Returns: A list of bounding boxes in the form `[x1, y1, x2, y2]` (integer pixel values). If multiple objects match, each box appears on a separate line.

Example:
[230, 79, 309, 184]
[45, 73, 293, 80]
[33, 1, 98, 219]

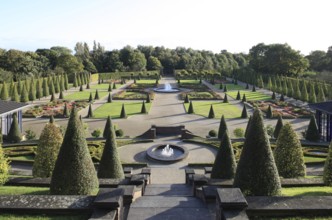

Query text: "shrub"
[98, 117, 124, 178]
[50, 93, 55, 102]
[323, 141, 332, 185]
[242, 94, 247, 102]
[274, 115, 284, 139]
[33, 122, 63, 178]
[233, 128, 244, 138]
[79, 85, 83, 91]
[103, 116, 112, 138]
[108, 83, 112, 92]
[0, 144, 9, 185]
[208, 105, 215, 118]
[115, 129, 124, 137]
[113, 83, 116, 89]
[236, 91, 241, 100]
[25, 129, 36, 140]
[208, 130, 217, 137]
[305, 115, 320, 141]
[146, 94, 151, 103]
[20, 85, 29, 103]
[279, 93, 285, 102]
[184, 94, 189, 103]
[7, 113, 22, 143]
[245, 83, 249, 89]
[63, 103, 69, 118]
[266, 105, 273, 118]
[223, 94, 228, 103]
[120, 104, 127, 118]
[187, 101, 194, 114]
[107, 92, 112, 103]
[223, 85, 228, 92]
[241, 104, 248, 118]
[58, 91, 64, 99]
[94, 89, 100, 100]
[274, 123, 305, 178]
[244, 116, 252, 138]
[266, 125, 274, 138]
[217, 115, 228, 139]
[91, 129, 102, 138]
[252, 85, 256, 92]
[233, 109, 281, 196]
[86, 104, 93, 118]
[88, 92, 93, 102]
[271, 91, 276, 100]
[211, 131, 236, 179]
[141, 101, 147, 114]
[50, 107, 98, 195]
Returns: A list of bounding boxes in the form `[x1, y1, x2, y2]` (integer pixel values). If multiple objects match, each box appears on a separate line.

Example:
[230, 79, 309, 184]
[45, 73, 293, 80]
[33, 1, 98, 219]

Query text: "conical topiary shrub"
[107, 93, 112, 103]
[223, 85, 228, 92]
[208, 105, 215, 118]
[184, 94, 189, 103]
[271, 91, 276, 100]
[33, 120, 63, 178]
[120, 104, 127, 118]
[233, 109, 281, 196]
[217, 115, 228, 139]
[244, 116, 252, 138]
[245, 83, 249, 89]
[252, 85, 256, 92]
[305, 115, 320, 141]
[88, 92, 93, 102]
[11, 85, 19, 102]
[273, 115, 283, 139]
[323, 141, 332, 186]
[146, 94, 151, 103]
[98, 117, 124, 178]
[188, 101, 194, 114]
[279, 93, 285, 102]
[50, 93, 55, 102]
[108, 83, 112, 92]
[86, 104, 93, 118]
[20, 85, 29, 103]
[242, 94, 247, 102]
[49, 115, 55, 124]
[219, 83, 223, 90]
[266, 105, 273, 118]
[86, 83, 90, 89]
[211, 131, 237, 179]
[0, 82, 9, 100]
[63, 103, 69, 118]
[50, 107, 98, 195]
[241, 104, 248, 118]
[103, 116, 111, 138]
[274, 122, 305, 178]
[79, 85, 83, 92]
[141, 101, 147, 113]
[7, 113, 22, 143]
[113, 83, 116, 89]
[59, 90, 64, 99]
[223, 94, 228, 103]
[236, 91, 241, 100]
[94, 90, 99, 100]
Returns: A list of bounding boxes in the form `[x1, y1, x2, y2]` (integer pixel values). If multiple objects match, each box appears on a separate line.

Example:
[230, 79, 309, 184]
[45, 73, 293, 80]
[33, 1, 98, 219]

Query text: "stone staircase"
[127, 184, 214, 220]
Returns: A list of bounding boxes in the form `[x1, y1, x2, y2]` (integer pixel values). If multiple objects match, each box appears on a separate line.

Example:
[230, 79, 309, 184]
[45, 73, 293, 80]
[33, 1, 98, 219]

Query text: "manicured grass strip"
[65, 91, 108, 100]
[180, 80, 200, 84]
[0, 186, 49, 195]
[184, 101, 242, 119]
[304, 156, 325, 163]
[90, 83, 121, 90]
[136, 80, 157, 84]
[227, 90, 271, 101]
[93, 102, 151, 118]
[282, 186, 332, 196]
[0, 214, 89, 220]
[214, 84, 244, 91]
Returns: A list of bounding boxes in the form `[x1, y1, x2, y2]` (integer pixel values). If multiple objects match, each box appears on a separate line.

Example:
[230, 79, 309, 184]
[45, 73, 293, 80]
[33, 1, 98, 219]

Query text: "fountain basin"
[153, 83, 180, 93]
[146, 144, 188, 163]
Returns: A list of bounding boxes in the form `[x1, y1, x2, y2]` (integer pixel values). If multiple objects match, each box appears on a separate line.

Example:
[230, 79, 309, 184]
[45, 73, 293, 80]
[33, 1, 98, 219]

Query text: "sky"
[0, 0, 331, 55]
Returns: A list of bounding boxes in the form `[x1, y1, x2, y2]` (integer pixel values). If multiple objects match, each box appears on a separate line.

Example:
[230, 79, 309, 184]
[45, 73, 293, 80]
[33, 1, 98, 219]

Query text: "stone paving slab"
[144, 184, 192, 196]
[130, 196, 207, 208]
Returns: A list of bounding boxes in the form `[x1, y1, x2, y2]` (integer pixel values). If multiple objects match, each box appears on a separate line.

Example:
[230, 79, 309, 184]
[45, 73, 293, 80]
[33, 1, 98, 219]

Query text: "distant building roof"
[309, 101, 332, 114]
[0, 100, 29, 116]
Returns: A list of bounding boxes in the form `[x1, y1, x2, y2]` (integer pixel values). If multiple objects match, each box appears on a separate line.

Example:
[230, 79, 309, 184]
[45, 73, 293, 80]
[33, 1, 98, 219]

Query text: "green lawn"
[227, 90, 271, 101]
[90, 83, 121, 90]
[304, 156, 325, 163]
[0, 186, 49, 195]
[184, 101, 242, 118]
[282, 186, 332, 196]
[0, 214, 89, 220]
[179, 79, 200, 84]
[93, 102, 151, 118]
[136, 79, 157, 84]
[214, 83, 244, 91]
[65, 91, 109, 100]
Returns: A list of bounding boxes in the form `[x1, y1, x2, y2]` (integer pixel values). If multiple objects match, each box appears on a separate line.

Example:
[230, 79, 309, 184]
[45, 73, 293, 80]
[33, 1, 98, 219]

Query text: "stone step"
[127, 196, 213, 220]
[144, 184, 192, 196]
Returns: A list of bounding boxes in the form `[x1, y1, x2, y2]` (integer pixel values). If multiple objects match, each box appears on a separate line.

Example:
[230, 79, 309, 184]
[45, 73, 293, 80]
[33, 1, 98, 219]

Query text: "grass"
[90, 83, 121, 90]
[214, 83, 244, 91]
[304, 156, 325, 163]
[184, 101, 242, 118]
[0, 186, 50, 195]
[136, 79, 157, 84]
[282, 186, 332, 196]
[0, 214, 90, 220]
[93, 102, 151, 118]
[64, 91, 109, 100]
[227, 90, 271, 101]
[113, 91, 148, 99]
[179, 79, 200, 84]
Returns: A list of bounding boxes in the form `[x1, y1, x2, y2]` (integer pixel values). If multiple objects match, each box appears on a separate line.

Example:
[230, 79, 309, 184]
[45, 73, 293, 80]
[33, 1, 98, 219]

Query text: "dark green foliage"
[79, 84, 83, 92]
[279, 93, 285, 102]
[107, 93, 112, 103]
[141, 101, 147, 113]
[236, 91, 241, 100]
[86, 104, 93, 118]
[20, 85, 29, 103]
[241, 104, 248, 118]
[208, 130, 217, 137]
[242, 94, 247, 102]
[208, 105, 215, 118]
[50, 93, 55, 102]
[0, 82, 8, 100]
[112, 83, 116, 89]
[33, 122, 63, 178]
[223, 93, 228, 103]
[301, 82, 309, 102]
[54, 78, 60, 93]
[28, 83, 36, 102]
[219, 83, 223, 90]
[184, 94, 189, 103]
[199, 79, 202, 84]
[120, 104, 127, 118]
[108, 83, 112, 92]
[103, 116, 111, 138]
[211, 131, 237, 179]
[245, 83, 249, 89]
[86, 83, 90, 89]
[50, 107, 98, 195]
[323, 141, 332, 186]
[266, 105, 273, 118]
[36, 79, 42, 100]
[48, 79, 55, 95]
[58, 91, 64, 99]
[60, 75, 65, 92]
[252, 85, 256, 92]
[234, 109, 281, 196]
[274, 123, 305, 178]
[305, 115, 320, 141]
[156, 79, 159, 84]
[217, 115, 228, 139]
[273, 115, 283, 139]
[317, 86, 326, 102]
[188, 101, 194, 114]
[94, 90, 99, 100]
[11, 85, 19, 102]
[223, 85, 228, 92]
[0, 143, 9, 185]
[88, 92, 93, 102]
[42, 78, 49, 97]
[146, 94, 151, 103]
[309, 83, 317, 103]
[50, 115, 54, 123]
[115, 129, 124, 137]
[271, 91, 276, 100]
[73, 74, 78, 87]
[7, 113, 22, 143]
[63, 104, 69, 117]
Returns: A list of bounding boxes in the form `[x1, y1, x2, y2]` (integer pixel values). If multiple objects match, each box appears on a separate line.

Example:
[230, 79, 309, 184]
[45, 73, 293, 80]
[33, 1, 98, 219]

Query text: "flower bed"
[113, 90, 155, 100]
[180, 91, 222, 100]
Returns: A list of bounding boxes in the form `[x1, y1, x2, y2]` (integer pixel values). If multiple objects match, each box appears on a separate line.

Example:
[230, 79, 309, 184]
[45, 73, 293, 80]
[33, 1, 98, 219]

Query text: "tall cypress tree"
[274, 115, 284, 139]
[11, 85, 19, 102]
[208, 105, 215, 118]
[54, 77, 60, 93]
[305, 115, 320, 141]
[48, 78, 55, 95]
[0, 82, 9, 100]
[241, 104, 248, 118]
[36, 79, 42, 100]
[120, 104, 127, 118]
[73, 74, 78, 87]
[42, 78, 49, 97]
[217, 115, 228, 139]
[323, 141, 332, 186]
[301, 82, 309, 102]
[7, 113, 22, 143]
[98, 117, 124, 178]
[234, 109, 281, 196]
[211, 131, 237, 179]
[274, 123, 305, 178]
[50, 107, 98, 195]
[64, 74, 69, 90]
[20, 85, 29, 103]
[309, 83, 317, 103]
[60, 75, 65, 92]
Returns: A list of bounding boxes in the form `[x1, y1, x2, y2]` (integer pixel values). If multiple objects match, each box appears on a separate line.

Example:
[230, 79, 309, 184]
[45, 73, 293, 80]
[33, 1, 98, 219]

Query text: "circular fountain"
[146, 144, 188, 163]
[154, 83, 180, 93]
